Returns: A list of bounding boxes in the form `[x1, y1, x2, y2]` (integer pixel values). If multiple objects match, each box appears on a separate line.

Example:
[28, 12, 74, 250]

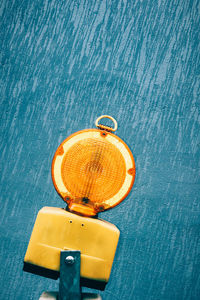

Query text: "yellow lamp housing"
[23, 207, 120, 289]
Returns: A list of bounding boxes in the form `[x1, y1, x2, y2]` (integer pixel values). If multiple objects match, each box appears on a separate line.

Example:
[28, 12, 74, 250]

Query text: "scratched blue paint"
[0, 0, 199, 299]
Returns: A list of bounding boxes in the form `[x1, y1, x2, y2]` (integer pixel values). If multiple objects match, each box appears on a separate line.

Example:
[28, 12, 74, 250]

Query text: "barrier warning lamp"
[23, 115, 136, 300]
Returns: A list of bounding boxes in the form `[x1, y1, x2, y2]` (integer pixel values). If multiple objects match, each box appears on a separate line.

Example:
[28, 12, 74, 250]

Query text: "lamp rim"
[51, 128, 136, 214]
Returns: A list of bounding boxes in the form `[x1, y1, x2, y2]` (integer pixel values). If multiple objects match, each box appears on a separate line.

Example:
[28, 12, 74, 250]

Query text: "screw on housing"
[65, 256, 75, 265]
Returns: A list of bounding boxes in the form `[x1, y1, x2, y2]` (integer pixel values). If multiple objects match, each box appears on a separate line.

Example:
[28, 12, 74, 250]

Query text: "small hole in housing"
[69, 220, 72, 223]
[81, 224, 84, 226]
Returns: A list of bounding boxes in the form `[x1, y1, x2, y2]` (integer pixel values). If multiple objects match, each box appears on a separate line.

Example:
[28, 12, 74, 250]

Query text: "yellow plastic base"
[24, 207, 120, 283]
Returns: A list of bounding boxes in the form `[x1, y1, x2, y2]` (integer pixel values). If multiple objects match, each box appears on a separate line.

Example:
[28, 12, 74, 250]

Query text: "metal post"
[59, 250, 81, 300]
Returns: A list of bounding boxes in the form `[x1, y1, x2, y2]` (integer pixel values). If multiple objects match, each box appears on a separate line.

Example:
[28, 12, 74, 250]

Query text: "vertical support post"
[59, 250, 81, 300]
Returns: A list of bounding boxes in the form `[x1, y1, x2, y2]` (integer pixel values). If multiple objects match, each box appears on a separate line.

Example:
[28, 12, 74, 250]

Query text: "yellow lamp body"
[24, 207, 120, 287]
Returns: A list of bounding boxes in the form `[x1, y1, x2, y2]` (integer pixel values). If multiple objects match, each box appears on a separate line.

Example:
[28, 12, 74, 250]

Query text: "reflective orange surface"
[52, 129, 135, 216]
[61, 138, 126, 202]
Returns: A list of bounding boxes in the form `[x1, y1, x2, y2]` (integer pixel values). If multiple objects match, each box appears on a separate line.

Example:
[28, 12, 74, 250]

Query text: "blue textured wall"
[0, 0, 199, 299]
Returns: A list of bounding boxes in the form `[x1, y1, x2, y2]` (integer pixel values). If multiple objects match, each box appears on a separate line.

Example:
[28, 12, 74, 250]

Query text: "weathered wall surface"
[0, 0, 199, 299]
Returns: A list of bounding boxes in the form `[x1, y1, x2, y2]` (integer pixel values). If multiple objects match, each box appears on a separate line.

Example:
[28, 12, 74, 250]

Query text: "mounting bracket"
[39, 250, 102, 300]
[59, 250, 81, 300]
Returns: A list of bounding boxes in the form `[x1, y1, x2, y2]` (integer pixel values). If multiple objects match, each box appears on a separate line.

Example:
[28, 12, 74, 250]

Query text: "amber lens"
[52, 129, 135, 216]
[61, 138, 126, 203]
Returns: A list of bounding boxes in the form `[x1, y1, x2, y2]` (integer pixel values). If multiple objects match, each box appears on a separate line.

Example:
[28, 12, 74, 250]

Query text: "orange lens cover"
[52, 129, 135, 216]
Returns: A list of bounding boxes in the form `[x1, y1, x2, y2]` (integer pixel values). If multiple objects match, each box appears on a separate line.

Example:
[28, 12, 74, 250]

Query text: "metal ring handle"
[95, 115, 118, 132]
